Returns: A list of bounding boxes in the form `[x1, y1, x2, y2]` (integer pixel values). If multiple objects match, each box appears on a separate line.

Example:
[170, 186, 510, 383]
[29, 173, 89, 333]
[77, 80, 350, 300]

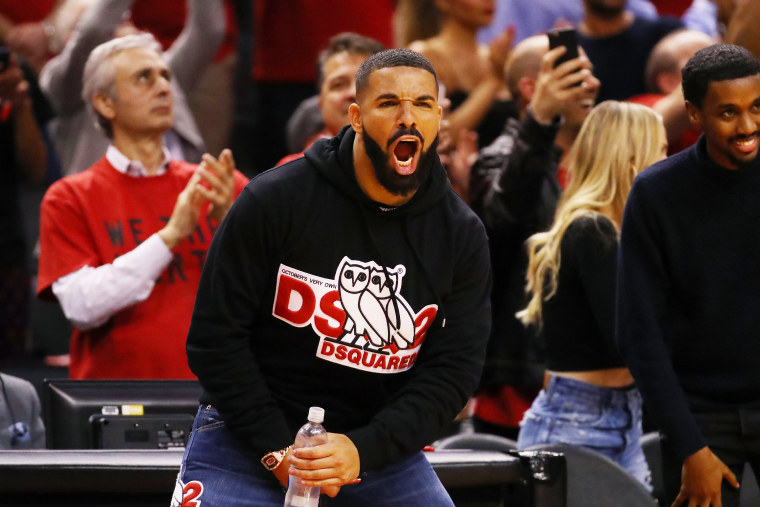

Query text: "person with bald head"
[469, 34, 599, 439]
[630, 28, 715, 154]
[644, 28, 715, 97]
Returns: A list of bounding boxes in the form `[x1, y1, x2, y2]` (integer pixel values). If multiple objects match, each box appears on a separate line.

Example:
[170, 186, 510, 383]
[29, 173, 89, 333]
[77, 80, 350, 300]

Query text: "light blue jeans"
[172, 405, 454, 506]
[517, 374, 652, 490]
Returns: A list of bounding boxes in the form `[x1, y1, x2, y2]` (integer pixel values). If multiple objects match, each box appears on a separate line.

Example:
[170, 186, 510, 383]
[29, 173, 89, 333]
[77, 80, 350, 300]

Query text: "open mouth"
[733, 135, 759, 154]
[730, 133, 760, 155]
[391, 136, 421, 176]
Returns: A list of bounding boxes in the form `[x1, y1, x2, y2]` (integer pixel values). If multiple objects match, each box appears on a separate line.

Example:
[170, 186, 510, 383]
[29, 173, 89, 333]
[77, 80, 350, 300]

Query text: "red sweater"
[37, 158, 248, 379]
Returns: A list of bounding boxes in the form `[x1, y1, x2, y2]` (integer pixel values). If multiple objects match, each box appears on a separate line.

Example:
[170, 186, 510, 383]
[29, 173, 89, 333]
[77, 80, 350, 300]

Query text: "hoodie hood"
[304, 125, 451, 217]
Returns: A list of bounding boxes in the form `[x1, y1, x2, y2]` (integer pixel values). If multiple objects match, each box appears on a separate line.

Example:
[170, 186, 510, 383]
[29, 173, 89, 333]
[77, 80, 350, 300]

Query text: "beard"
[362, 125, 439, 197]
[585, 0, 626, 18]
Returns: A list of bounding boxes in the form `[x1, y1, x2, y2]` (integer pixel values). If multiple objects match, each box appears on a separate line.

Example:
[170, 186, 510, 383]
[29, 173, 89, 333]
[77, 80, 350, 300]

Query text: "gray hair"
[82, 32, 163, 137]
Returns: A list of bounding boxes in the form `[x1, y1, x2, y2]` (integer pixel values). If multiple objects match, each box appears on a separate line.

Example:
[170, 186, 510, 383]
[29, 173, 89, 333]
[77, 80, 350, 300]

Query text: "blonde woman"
[515, 101, 667, 489]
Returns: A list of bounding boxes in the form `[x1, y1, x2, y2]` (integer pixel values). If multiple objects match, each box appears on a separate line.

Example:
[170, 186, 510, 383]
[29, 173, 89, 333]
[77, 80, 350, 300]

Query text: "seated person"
[36, 33, 248, 379]
[0, 372, 45, 449]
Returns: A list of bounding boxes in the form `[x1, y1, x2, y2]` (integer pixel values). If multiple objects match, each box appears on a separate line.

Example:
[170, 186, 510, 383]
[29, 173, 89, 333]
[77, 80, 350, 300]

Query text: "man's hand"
[287, 433, 361, 497]
[529, 46, 599, 124]
[6, 22, 50, 73]
[447, 129, 478, 201]
[272, 448, 294, 488]
[196, 149, 236, 223]
[671, 446, 739, 507]
[0, 54, 31, 111]
[158, 171, 204, 249]
[488, 26, 516, 79]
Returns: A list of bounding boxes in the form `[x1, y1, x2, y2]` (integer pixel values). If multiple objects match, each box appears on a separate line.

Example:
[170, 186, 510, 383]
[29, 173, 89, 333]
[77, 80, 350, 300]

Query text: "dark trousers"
[662, 408, 760, 507]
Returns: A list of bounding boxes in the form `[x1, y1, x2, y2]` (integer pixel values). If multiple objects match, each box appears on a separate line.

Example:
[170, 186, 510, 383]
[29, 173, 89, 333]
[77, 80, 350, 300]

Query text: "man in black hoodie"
[172, 49, 492, 506]
[617, 43, 760, 507]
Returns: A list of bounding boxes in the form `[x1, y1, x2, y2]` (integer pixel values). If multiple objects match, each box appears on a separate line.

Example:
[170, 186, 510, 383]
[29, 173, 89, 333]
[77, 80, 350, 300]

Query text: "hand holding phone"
[547, 28, 579, 67]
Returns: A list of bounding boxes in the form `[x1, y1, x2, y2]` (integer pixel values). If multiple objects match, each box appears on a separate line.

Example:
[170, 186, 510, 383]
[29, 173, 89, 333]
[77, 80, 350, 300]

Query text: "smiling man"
[617, 43, 760, 507]
[174, 49, 492, 506]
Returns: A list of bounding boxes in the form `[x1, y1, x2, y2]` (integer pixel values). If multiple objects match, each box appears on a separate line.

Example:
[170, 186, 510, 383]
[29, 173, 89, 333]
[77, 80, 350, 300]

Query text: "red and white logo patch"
[272, 257, 437, 373]
[170, 476, 204, 507]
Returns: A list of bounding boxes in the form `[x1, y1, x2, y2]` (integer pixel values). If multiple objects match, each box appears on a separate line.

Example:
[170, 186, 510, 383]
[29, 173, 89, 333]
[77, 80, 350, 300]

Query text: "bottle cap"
[307, 406, 325, 424]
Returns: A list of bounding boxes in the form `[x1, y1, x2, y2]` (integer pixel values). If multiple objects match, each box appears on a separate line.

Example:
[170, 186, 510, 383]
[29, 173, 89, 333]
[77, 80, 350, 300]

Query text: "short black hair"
[316, 32, 385, 89]
[355, 48, 439, 101]
[682, 43, 760, 108]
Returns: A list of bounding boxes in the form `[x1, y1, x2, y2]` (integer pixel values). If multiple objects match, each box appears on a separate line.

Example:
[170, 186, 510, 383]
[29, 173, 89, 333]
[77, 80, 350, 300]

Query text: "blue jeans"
[172, 405, 454, 506]
[517, 374, 652, 490]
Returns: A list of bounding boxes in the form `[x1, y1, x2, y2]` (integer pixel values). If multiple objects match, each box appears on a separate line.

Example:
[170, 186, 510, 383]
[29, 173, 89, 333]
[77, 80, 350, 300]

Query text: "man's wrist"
[157, 227, 180, 250]
[261, 445, 292, 471]
[526, 104, 560, 126]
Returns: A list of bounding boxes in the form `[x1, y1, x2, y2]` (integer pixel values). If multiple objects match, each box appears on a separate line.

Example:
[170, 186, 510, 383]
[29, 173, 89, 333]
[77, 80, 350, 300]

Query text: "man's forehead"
[112, 47, 166, 70]
[324, 52, 366, 79]
[366, 66, 438, 96]
[327, 51, 367, 69]
[704, 75, 760, 105]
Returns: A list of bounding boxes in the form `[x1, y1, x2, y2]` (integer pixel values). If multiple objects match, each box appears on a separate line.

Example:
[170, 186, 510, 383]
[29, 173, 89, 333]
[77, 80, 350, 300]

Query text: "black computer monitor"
[43, 379, 203, 450]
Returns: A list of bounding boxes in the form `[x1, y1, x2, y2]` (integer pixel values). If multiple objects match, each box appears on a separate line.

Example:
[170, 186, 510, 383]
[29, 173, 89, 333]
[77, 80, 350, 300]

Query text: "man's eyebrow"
[374, 93, 436, 101]
[132, 65, 170, 77]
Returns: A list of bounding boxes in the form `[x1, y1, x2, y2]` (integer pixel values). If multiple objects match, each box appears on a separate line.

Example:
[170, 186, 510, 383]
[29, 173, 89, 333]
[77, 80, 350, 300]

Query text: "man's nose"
[397, 101, 415, 128]
[346, 83, 356, 103]
[157, 84, 172, 101]
[739, 111, 758, 135]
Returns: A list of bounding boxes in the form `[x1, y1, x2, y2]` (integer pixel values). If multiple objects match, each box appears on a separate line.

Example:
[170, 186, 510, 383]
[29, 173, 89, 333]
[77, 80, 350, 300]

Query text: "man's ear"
[657, 72, 680, 96]
[518, 76, 536, 103]
[685, 100, 702, 128]
[92, 92, 116, 121]
[349, 103, 362, 134]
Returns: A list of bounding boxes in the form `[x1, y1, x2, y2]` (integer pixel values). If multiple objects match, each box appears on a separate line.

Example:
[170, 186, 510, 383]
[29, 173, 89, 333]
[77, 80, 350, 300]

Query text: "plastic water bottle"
[283, 407, 328, 507]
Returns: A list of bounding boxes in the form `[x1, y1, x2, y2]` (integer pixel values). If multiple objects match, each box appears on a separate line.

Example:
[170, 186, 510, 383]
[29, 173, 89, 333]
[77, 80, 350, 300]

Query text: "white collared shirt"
[51, 145, 176, 331]
[105, 144, 173, 177]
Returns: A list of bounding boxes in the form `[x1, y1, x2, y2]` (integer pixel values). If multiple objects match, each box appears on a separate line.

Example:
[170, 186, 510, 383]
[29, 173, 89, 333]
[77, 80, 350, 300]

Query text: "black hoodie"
[186, 126, 492, 472]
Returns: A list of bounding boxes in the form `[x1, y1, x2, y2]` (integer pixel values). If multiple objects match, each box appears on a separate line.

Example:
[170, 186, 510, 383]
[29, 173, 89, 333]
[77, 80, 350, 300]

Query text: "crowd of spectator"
[2, 0, 760, 505]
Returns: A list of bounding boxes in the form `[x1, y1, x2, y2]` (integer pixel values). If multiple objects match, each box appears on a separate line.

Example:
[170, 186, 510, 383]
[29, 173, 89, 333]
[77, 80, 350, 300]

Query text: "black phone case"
[548, 28, 579, 67]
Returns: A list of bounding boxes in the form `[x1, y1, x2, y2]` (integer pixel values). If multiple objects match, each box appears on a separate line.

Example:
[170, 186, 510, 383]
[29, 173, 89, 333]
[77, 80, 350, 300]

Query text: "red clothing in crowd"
[130, 0, 238, 62]
[629, 93, 701, 155]
[650, 0, 693, 17]
[252, 0, 394, 82]
[37, 158, 248, 379]
[0, 0, 55, 23]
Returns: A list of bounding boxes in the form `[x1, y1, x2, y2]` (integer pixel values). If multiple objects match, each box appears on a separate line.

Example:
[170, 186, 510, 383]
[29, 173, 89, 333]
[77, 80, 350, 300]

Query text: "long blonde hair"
[517, 101, 666, 328]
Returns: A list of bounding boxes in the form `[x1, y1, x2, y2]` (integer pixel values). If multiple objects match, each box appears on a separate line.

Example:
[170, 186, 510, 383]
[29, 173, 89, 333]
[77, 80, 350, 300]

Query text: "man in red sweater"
[36, 33, 247, 379]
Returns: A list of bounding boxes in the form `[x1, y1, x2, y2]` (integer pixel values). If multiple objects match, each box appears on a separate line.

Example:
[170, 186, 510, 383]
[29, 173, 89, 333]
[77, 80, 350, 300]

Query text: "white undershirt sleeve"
[51, 233, 174, 331]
